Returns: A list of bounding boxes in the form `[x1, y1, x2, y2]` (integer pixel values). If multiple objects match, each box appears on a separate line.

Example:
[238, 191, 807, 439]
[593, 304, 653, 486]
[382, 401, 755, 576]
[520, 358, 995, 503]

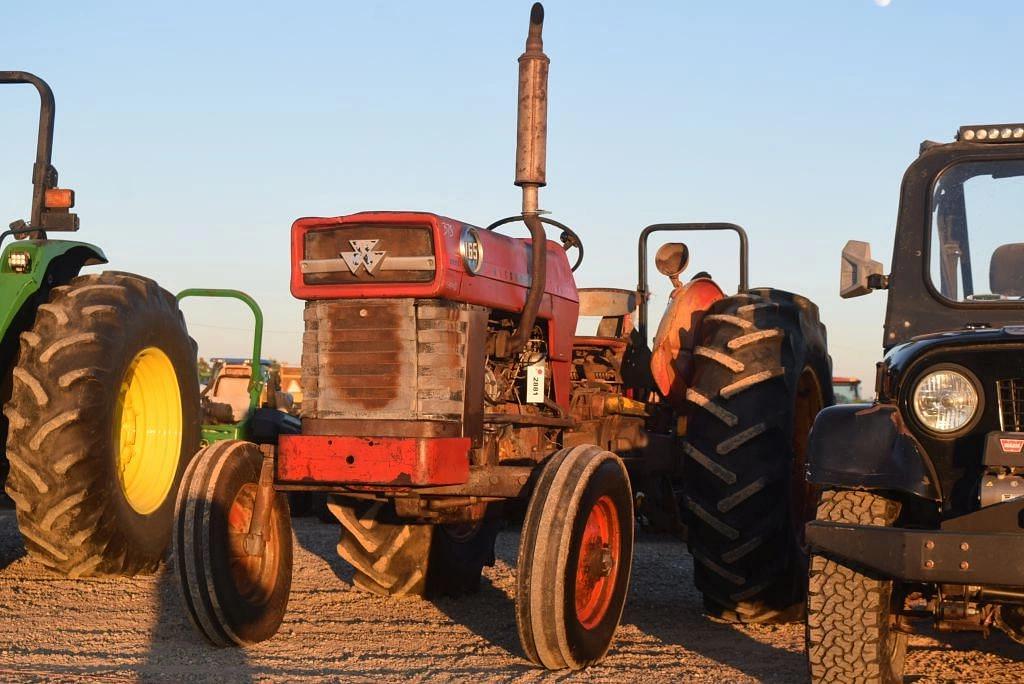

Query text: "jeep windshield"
[930, 159, 1024, 304]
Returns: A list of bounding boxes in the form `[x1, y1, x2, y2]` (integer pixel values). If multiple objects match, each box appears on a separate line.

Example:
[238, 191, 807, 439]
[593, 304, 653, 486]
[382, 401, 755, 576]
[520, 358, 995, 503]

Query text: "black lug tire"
[4, 271, 200, 577]
[331, 498, 433, 597]
[286, 492, 313, 517]
[331, 496, 497, 597]
[806, 490, 906, 684]
[427, 515, 500, 597]
[682, 288, 832, 623]
[516, 445, 634, 671]
[173, 440, 293, 646]
[313, 492, 337, 523]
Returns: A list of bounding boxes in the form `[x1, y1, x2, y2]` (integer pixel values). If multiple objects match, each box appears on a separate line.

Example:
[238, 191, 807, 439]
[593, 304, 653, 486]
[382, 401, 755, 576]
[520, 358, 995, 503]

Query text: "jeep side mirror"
[840, 240, 885, 298]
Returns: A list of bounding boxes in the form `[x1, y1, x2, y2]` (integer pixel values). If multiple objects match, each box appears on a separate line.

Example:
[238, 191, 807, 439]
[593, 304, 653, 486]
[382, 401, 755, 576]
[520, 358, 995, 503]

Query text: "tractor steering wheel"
[484, 215, 584, 272]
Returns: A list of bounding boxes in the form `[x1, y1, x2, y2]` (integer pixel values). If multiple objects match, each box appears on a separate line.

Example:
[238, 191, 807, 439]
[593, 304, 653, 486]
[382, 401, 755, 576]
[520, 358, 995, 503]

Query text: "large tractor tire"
[806, 490, 906, 684]
[4, 272, 200, 577]
[682, 288, 832, 623]
[331, 498, 498, 597]
[516, 445, 634, 671]
[174, 440, 293, 646]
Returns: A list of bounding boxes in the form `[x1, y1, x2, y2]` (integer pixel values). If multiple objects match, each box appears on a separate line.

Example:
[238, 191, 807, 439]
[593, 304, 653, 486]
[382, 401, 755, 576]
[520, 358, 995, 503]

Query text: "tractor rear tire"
[806, 490, 906, 684]
[331, 499, 433, 596]
[428, 516, 500, 597]
[516, 445, 634, 670]
[682, 288, 832, 623]
[331, 498, 498, 597]
[5, 271, 200, 577]
[174, 440, 293, 646]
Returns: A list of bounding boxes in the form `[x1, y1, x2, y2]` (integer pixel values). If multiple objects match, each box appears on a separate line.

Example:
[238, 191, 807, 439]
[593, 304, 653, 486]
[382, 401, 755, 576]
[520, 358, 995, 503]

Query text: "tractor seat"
[206, 371, 252, 422]
[578, 288, 637, 319]
[991, 243, 1024, 297]
[574, 288, 637, 351]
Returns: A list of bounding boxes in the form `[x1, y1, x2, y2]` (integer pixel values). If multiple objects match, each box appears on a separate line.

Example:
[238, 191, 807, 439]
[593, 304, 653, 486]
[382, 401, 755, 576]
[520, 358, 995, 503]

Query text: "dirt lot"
[0, 509, 1021, 682]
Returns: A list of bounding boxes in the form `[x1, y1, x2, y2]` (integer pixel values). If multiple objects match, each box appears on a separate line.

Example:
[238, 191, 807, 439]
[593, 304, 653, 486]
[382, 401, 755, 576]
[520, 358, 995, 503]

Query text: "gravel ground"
[0, 509, 1021, 682]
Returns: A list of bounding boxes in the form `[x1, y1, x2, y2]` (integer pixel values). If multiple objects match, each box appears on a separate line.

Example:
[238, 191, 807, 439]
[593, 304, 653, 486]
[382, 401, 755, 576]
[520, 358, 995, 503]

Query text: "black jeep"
[803, 124, 1024, 683]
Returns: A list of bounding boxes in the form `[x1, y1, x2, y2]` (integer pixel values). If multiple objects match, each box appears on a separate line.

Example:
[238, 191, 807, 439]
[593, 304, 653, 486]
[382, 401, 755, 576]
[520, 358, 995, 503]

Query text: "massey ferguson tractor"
[1, 72, 199, 577]
[174, 4, 832, 669]
[805, 126, 1024, 682]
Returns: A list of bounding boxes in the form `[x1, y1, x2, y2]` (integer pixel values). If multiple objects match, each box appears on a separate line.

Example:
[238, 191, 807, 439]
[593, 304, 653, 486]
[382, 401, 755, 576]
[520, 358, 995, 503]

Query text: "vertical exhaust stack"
[509, 2, 549, 354]
[515, 2, 549, 215]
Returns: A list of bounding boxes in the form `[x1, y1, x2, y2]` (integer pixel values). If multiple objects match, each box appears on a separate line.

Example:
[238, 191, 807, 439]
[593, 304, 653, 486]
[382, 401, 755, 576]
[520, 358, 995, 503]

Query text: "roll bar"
[177, 288, 265, 414]
[1, 71, 60, 232]
[636, 222, 750, 341]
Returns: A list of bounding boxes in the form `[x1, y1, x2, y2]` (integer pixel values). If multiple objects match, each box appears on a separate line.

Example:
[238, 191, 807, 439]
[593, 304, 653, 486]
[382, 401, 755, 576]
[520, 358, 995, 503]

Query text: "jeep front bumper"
[806, 518, 1024, 586]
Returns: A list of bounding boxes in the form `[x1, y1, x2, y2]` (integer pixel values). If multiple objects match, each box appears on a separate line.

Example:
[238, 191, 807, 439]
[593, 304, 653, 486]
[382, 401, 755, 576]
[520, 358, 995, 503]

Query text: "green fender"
[0, 239, 107, 337]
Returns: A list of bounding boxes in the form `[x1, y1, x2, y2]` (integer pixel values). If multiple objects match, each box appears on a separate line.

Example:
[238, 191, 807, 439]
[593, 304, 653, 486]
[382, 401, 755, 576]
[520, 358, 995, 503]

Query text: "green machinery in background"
[1, 71, 200, 577]
[177, 288, 300, 447]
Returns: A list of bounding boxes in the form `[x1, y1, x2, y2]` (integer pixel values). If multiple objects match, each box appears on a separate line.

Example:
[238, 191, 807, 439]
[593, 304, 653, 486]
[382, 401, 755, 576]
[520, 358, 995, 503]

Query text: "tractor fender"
[806, 403, 941, 502]
[0, 239, 107, 341]
[649, 277, 725, 406]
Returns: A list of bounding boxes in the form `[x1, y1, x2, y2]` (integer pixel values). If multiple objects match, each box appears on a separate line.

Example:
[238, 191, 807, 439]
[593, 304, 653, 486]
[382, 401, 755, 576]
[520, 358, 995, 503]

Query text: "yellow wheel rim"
[115, 347, 183, 515]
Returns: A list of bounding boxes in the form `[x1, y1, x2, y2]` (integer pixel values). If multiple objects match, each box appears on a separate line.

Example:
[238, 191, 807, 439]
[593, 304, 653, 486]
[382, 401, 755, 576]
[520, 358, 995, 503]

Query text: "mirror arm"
[868, 273, 890, 290]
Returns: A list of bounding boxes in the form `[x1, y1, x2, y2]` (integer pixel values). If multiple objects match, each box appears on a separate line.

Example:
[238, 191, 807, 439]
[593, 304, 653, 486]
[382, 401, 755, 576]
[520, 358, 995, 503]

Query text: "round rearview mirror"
[655, 242, 689, 278]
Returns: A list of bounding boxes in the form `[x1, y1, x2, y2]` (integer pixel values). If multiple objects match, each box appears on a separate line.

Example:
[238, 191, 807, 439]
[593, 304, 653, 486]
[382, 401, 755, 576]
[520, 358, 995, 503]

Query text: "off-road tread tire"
[516, 445, 634, 671]
[5, 271, 200, 577]
[682, 288, 832, 623]
[331, 498, 433, 597]
[806, 490, 906, 684]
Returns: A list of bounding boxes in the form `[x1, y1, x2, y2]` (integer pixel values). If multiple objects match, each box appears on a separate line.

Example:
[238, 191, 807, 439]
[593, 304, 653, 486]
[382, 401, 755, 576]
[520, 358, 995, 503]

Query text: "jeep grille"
[997, 378, 1024, 431]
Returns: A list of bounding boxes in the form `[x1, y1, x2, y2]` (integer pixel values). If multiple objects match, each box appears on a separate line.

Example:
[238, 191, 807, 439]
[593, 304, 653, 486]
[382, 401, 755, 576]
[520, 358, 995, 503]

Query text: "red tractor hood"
[290, 211, 578, 311]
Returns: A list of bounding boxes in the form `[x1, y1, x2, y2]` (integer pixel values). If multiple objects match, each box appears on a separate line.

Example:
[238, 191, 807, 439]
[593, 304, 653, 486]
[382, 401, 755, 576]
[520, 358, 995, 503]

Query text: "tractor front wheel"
[4, 272, 200, 576]
[173, 440, 293, 646]
[516, 445, 634, 670]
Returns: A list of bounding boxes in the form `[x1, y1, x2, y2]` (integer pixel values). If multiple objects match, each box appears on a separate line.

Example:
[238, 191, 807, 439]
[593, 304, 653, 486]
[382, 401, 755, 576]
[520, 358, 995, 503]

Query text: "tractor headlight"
[7, 251, 31, 273]
[912, 368, 980, 434]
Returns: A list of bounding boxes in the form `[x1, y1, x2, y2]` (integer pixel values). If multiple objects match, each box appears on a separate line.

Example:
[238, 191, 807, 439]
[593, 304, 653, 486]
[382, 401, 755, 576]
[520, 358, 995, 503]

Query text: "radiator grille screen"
[998, 378, 1024, 432]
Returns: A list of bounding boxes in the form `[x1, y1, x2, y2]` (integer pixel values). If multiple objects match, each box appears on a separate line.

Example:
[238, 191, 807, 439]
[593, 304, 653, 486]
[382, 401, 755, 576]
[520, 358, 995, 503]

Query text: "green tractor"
[1, 71, 199, 577]
[177, 288, 299, 448]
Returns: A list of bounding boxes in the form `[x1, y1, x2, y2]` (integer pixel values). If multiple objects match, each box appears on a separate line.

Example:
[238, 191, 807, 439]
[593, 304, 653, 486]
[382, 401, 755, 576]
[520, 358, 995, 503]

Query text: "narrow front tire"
[173, 440, 292, 646]
[516, 445, 634, 670]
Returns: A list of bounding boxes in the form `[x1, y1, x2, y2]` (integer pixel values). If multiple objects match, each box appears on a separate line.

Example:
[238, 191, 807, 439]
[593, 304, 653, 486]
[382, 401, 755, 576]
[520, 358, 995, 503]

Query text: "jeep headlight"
[912, 368, 979, 433]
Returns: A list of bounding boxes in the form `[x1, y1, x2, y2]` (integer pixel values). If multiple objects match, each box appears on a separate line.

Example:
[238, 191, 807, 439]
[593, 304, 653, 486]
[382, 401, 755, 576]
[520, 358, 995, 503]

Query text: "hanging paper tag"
[526, 363, 546, 403]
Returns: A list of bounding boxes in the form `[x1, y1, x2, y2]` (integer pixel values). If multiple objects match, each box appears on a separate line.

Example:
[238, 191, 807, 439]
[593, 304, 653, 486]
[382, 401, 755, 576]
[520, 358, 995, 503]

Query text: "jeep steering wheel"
[484, 215, 584, 272]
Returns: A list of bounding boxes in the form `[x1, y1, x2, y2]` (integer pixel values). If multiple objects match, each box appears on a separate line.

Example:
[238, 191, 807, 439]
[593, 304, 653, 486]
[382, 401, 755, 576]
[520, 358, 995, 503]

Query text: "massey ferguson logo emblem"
[341, 239, 386, 275]
[1001, 438, 1024, 454]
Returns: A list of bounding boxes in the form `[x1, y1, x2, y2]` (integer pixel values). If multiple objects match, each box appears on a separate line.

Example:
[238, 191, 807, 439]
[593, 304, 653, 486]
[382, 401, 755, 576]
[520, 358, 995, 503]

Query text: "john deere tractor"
[178, 288, 299, 450]
[1, 71, 199, 577]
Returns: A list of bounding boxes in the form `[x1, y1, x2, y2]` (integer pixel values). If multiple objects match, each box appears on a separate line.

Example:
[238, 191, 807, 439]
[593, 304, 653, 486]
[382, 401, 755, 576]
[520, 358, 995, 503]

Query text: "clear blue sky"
[2, 1, 1022, 388]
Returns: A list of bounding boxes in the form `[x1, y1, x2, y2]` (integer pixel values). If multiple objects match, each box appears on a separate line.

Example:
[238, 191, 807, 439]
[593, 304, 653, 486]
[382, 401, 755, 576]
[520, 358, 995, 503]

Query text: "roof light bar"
[958, 124, 1024, 142]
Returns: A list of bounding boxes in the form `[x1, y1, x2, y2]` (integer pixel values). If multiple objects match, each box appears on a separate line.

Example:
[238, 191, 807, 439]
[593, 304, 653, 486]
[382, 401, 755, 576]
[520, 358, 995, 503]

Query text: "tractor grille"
[998, 378, 1024, 432]
[301, 298, 481, 423]
[301, 224, 435, 285]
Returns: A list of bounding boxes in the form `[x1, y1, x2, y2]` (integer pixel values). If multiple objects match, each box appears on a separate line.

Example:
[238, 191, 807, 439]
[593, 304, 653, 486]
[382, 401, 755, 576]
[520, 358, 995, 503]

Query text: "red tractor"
[173, 3, 832, 669]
